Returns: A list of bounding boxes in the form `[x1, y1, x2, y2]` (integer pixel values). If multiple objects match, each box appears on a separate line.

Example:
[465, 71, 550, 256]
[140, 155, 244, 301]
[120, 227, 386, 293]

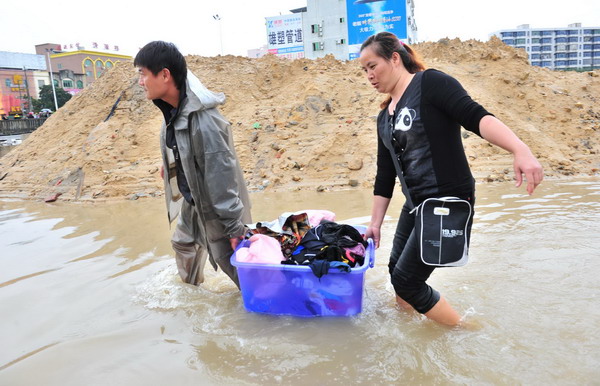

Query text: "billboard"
[266, 14, 304, 59]
[346, 0, 407, 60]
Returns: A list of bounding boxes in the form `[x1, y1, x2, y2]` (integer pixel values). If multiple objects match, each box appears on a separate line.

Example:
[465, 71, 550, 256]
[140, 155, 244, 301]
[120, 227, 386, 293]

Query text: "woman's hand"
[365, 225, 382, 249]
[513, 148, 544, 195]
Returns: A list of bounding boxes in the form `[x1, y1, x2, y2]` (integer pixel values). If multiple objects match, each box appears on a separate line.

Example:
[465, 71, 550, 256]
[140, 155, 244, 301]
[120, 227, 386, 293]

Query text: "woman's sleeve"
[422, 69, 493, 137]
[373, 132, 397, 198]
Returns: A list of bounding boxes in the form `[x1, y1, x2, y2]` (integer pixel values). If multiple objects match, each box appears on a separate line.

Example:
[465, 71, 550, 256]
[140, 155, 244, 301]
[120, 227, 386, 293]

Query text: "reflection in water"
[0, 179, 599, 384]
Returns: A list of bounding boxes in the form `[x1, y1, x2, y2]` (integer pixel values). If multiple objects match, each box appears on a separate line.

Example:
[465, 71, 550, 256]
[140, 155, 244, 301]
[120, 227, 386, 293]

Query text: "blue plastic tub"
[231, 226, 375, 317]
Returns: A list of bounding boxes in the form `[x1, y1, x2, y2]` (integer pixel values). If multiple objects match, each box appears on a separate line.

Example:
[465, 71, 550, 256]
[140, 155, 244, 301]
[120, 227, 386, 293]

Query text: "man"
[134, 41, 251, 287]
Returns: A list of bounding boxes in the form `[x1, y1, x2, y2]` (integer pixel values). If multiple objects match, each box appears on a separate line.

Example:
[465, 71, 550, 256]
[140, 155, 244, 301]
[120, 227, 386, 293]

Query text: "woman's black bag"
[412, 197, 472, 267]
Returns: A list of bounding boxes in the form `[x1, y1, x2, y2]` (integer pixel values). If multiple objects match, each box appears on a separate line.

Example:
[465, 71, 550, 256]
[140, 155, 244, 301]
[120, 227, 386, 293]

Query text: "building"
[35, 43, 133, 95]
[0, 51, 49, 117]
[494, 23, 600, 71]
[247, 45, 269, 59]
[265, 0, 417, 61]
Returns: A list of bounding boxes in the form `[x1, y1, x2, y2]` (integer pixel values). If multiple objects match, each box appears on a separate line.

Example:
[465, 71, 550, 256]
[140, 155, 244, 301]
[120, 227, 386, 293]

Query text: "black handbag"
[412, 197, 472, 267]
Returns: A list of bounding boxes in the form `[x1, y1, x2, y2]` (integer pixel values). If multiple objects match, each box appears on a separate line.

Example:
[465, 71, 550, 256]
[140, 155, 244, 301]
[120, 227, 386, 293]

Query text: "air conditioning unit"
[311, 24, 324, 36]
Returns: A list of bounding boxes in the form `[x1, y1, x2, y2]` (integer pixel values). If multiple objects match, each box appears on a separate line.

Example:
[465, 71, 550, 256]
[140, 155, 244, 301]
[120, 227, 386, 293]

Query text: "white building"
[494, 23, 600, 71]
[264, 0, 417, 61]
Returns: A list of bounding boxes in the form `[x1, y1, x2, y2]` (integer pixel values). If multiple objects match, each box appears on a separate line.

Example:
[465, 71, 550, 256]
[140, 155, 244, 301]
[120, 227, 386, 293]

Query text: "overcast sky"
[0, 0, 598, 57]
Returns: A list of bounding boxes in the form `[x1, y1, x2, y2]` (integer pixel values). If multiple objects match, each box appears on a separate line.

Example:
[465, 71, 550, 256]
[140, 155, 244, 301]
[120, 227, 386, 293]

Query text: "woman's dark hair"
[134, 41, 187, 91]
[360, 32, 425, 108]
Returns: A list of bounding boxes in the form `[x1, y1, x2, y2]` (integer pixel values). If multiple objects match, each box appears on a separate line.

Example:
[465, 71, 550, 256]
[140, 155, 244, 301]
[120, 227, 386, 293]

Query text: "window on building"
[76, 80, 83, 89]
[339, 17, 345, 23]
[84, 59, 93, 67]
[38, 80, 45, 88]
[96, 60, 104, 68]
[568, 60, 578, 65]
[531, 54, 540, 60]
[531, 38, 540, 44]
[502, 39, 515, 45]
[312, 42, 324, 51]
[541, 31, 553, 36]
[311, 24, 320, 34]
[105, 61, 113, 69]
[540, 38, 552, 44]
[568, 37, 578, 43]
[531, 46, 541, 52]
[86, 71, 93, 77]
[62, 79, 73, 88]
[555, 30, 567, 36]
[555, 53, 567, 59]
[57, 63, 62, 69]
[531, 31, 541, 36]
[5, 79, 10, 87]
[556, 37, 567, 43]
[541, 61, 552, 67]
[53, 79, 59, 87]
[516, 38, 526, 44]
[517, 31, 526, 37]
[541, 46, 552, 51]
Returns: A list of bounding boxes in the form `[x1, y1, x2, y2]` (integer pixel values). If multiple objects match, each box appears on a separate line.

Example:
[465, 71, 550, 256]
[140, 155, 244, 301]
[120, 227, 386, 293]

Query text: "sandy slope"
[0, 37, 598, 202]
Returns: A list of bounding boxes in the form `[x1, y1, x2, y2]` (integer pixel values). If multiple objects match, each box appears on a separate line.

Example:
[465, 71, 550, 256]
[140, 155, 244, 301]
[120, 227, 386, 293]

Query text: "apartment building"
[495, 23, 600, 71]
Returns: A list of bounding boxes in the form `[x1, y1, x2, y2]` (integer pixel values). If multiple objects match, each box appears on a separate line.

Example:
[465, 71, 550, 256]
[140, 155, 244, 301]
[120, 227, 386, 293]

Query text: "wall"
[303, 0, 348, 60]
[0, 68, 38, 115]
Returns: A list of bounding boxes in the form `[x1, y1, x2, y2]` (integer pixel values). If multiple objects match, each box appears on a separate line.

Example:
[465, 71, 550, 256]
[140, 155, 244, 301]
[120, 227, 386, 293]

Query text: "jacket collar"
[153, 71, 225, 131]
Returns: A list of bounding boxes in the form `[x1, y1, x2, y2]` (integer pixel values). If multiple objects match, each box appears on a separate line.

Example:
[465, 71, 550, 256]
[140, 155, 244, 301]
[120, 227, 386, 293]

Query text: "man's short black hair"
[134, 41, 187, 90]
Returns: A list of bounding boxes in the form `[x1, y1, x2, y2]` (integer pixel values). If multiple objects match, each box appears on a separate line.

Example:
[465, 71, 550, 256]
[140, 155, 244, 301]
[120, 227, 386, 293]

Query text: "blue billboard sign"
[346, 0, 407, 60]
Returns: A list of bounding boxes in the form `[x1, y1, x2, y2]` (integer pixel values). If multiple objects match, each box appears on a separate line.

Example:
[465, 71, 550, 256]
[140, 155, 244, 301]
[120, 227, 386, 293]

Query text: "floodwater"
[1, 178, 599, 385]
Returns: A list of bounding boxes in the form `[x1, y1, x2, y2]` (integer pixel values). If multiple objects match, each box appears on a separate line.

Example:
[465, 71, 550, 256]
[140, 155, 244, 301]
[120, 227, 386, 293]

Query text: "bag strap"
[379, 109, 414, 209]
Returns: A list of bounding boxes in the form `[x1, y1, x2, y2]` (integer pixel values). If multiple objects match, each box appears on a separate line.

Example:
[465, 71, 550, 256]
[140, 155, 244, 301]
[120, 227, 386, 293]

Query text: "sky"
[0, 0, 598, 57]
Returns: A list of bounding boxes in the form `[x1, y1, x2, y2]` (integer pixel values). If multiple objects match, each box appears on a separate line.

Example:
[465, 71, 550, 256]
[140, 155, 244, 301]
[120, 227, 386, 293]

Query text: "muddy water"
[1, 178, 599, 385]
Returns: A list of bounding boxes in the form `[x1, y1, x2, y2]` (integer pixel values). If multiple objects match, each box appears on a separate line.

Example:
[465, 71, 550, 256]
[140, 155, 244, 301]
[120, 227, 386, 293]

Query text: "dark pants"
[389, 195, 474, 314]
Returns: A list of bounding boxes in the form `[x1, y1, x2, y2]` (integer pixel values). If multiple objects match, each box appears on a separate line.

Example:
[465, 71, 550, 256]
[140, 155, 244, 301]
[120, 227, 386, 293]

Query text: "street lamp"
[45, 49, 59, 112]
[213, 14, 223, 56]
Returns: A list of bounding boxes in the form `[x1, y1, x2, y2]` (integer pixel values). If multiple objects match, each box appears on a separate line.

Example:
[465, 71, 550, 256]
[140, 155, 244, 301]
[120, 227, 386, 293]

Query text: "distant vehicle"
[40, 108, 53, 118]
[11, 138, 22, 145]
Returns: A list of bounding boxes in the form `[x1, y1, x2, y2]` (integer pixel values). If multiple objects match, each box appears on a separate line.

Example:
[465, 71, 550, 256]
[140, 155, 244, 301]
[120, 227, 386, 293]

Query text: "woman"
[360, 32, 543, 326]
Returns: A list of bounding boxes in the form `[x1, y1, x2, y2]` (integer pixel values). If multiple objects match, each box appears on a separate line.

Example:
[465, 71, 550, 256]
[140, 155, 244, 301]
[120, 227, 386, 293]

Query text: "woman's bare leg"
[424, 296, 461, 326]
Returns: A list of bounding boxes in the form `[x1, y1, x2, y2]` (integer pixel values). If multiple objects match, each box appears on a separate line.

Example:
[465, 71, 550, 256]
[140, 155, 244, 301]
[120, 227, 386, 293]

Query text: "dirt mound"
[1, 38, 599, 202]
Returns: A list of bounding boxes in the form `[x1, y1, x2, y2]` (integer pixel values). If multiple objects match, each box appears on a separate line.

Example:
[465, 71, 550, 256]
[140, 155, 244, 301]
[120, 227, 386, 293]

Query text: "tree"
[32, 85, 72, 112]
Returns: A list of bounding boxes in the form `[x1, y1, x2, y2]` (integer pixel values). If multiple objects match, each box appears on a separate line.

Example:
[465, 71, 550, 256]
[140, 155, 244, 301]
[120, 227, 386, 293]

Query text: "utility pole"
[46, 49, 59, 112]
[22, 67, 32, 114]
[213, 14, 223, 55]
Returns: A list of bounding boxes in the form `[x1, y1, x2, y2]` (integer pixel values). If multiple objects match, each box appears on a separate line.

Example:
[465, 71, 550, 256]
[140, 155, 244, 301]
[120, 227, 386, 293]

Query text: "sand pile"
[0, 37, 598, 202]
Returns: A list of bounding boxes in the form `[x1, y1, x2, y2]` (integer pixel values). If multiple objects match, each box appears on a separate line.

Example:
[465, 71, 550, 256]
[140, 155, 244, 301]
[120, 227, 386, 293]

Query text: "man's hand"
[230, 237, 243, 250]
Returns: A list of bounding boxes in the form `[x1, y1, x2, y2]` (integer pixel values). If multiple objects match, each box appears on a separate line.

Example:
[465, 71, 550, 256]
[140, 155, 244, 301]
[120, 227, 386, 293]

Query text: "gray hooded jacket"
[159, 72, 251, 244]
